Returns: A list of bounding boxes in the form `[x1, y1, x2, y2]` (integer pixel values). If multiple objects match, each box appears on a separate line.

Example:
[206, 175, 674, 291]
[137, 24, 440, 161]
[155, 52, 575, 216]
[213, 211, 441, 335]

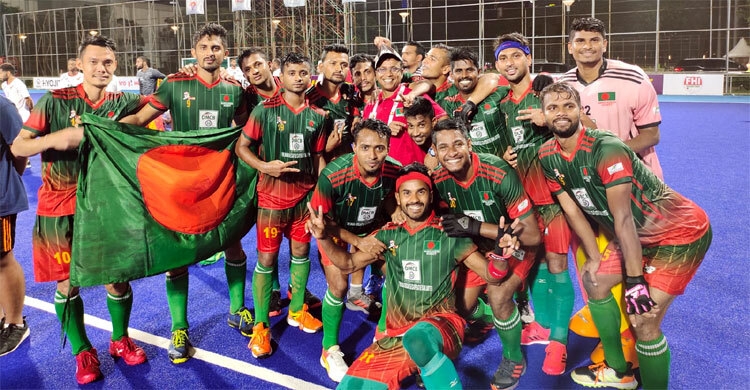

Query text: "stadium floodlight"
[399, 11, 409, 23]
[89, 30, 98, 36]
[171, 25, 179, 34]
[18, 34, 27, 42]
[272, 19, 281, 29]
[562, 0, 575, 11]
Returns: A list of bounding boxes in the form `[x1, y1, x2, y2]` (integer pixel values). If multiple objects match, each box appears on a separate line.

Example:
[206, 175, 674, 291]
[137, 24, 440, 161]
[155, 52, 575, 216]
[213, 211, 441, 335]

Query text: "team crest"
[69, 110, 81, 127]
[423, 240, 441, 256]
[276, 116, 286, 131]
[581, 167, 592, 182]
[220, 93, 234, 107]
[447, 192, 457, 208]
[183, 91, 196, 107]
[388, 240, 399, 256]
[346, 193, 357, 206]
[554, 169, 566, 186]
[480, 191, 495, 206]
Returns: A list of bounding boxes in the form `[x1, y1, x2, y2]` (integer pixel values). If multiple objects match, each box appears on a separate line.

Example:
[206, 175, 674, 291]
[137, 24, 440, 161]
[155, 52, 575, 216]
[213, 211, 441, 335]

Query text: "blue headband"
[494, 41, 531, 60]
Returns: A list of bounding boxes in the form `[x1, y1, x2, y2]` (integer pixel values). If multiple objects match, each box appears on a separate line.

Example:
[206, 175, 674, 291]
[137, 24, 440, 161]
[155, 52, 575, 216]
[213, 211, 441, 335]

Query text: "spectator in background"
[0, 63, 33, 122]
[135, 56, 166, 96]
[271, 57, 281, 77]
[59, 58, 83, 88]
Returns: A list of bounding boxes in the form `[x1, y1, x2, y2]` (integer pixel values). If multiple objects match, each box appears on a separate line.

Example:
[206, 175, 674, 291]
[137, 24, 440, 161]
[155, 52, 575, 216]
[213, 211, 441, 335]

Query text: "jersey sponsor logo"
[472, 133, 501, 146]
[281, 152, 309, 158]
[423, 240, 441, 256]
[517, 199, 530, 214]
[388, 240, 399, 256]
[607, 162, 624, 175]
[289, 133, 304, 151]
[447, 192, 457, 208]
[402, 260, 421, 282]
[572, 188, 609, 216]
[276, 116, 286, 131]
[463, 210, 484, 222]
[581, 166, 592, 182]
[398, 281, 433, 292]
[470, 121, 489, 140]
[199, 110, 219, 129]
[220, 93, 234, 107]
[512, 126, 525, 144]
[345, 193, 357, 206]
[357, 206, 377, 222]
[480, 191, 495, 206]
[553, 169, 566, 186]
[182, 91, 195, 107]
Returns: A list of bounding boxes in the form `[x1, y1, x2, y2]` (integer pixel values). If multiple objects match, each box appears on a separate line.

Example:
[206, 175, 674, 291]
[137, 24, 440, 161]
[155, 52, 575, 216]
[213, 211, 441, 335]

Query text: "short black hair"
[238, 47, 268, 67]
[539, 82, 581, 107]
[494, 33, 530, 56]
[569, 17, 607, 41]
[78, 35, 117, 57]
[280, 52, 311, 72]
[320, 44, 349, 63]
[404, 97, 435, 120]
[403, 40, 426, 58]
[192, 22, 228, 49]
[450, 47, 479, 69]
[136, 56, 151, 67]
[0, 63, 15, 73]
[398, 162, 431, 179]
[431, 118, 470, 146]
[353, 118, 390, 144]
[349, 53, 374, 70]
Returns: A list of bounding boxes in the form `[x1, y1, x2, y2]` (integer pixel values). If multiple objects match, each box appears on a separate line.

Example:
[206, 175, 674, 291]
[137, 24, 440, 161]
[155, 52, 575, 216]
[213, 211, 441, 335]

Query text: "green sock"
[166, 272, 189, 331]
[107, 287, 133, 341]
[377, 283, 387, 333]
[322, 289, 344, 349]
[253, 262, 274, 326]
[420, 352, 462, 389]
[529, 263, 551, 327]
[588, 294, 627, 373]
[289, 256, 311, 312]
[548, 270, 574, 344]
[271, 259, 281, 291]
[469, 297, 492, 324]
[54, 291, 92, 355]
[636, 334, 671, 389]
[493, 307, 523, 362]
[225, 256, 247, 313]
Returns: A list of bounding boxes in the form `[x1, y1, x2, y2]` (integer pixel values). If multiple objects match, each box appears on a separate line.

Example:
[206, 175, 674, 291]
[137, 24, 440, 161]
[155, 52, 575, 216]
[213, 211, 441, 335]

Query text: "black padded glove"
[453, 100, 477, 123]
[442, 213, 482, 238]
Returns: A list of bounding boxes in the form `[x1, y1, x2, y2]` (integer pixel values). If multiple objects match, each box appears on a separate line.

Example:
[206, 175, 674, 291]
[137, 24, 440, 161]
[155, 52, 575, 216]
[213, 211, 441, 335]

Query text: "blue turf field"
[1, 96, 748, 389]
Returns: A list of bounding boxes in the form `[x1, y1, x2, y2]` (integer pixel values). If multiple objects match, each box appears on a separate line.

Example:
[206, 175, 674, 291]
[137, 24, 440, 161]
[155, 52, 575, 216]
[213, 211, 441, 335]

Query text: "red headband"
[396, 171, 432, 190]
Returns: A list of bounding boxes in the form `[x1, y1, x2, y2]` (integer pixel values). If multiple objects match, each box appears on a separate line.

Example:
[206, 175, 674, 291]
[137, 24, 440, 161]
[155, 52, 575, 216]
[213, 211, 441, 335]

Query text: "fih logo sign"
[683, 76, 703, 87]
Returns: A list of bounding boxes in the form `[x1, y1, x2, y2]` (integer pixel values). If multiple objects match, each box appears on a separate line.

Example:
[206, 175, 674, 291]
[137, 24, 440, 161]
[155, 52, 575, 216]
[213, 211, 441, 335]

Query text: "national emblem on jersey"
[447, 192, 457, 208]
[581, 167, 592, 182]
[553, 168, 566, 186]
[388, 240, 399, 256]
[183, 91, 195, 107]
[402, 260, 421, 282]
[306, 119, 317, 132]
[276, 116, 286, 131]
[597, 92, 616, 104]
[423, 240, 441, 256]
[220, 93, 233, 107]
[481, 191, 495, 206]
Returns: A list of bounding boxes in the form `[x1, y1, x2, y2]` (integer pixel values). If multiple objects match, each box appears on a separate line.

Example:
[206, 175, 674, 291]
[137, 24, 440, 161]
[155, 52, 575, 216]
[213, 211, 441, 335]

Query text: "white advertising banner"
[115, 77, 140, 91]
[33, 77, 61, 89]
[33, 77, 140, 91]
[663, 73, 724, 96]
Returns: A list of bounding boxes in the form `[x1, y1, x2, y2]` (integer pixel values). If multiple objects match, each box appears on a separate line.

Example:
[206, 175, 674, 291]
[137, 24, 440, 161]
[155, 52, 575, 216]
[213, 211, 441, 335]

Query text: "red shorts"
[594, 226, 712, 296]
[508, 245, 539, 282]
[1, 214, 17, 256]
[256, 201, 311, 254]
[32, 215, 74, 283]
[319, 236, 348, 267]
[345, 312, 465, 389]
[536, 204, 571, 255]
[455, 264, 486, 289]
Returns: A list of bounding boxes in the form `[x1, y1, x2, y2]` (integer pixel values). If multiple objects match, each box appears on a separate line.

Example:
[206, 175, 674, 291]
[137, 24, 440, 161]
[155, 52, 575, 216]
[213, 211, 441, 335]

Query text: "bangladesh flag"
[70, 114, 257, 287]
[598, 92, 616, 101]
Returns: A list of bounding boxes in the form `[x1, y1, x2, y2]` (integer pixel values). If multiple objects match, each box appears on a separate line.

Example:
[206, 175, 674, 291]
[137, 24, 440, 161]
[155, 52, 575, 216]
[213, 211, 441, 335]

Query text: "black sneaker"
[491, 358, 526, 390]
[269, 290, 284, 317]
[0, 317, 30, 357]
[287, 288, 322, 310]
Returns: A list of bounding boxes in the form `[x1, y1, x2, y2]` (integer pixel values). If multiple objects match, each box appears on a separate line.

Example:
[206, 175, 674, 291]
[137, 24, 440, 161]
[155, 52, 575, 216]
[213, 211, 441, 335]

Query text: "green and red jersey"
[499, 83, 555, 206]
[150, 73, 248, 131]
[310, 153, 401, 235]
[245, 76, 281, 113]
[374, 212, 477, 335]
[538, 129, 709, 247]
[432, 153, 534, 252]
[306, 82, 360, 158]
[242, 93, 327, 209]
[438, 84, 509, 157]
[23, 85, 147, 217]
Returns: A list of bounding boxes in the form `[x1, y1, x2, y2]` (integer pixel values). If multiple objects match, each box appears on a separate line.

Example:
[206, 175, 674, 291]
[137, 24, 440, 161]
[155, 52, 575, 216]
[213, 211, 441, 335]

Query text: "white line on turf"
[24, 296, 331, 390]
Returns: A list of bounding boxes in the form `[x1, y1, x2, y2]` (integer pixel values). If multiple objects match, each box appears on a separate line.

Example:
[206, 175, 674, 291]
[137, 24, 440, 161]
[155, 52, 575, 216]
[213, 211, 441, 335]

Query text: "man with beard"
[121, 23, 252, 364]
[401, 40, 426, 80]
[349, 54, 378, 107]
[404, 97, 439, 171]
[59, 58, 83, 88]
[0, 64, 33, 122]
[310, 119, 400, 382]
[306, 162, 522, 390]
[135, 56, 165, 96]
[236, 53, 327, 359]
[431, 119, 542, 390]
[538, 82, 711, 389]
[494, 33, 574, 376]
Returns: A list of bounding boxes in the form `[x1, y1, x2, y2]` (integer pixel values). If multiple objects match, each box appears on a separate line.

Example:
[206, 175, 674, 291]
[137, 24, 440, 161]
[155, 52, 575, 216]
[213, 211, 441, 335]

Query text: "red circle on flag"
[136, 145, 236, 234]
[223, 95, 230, 101]
[484, 103, 491, 110]
[309, 120, 314, 126]
[601, 93, 610, 100]
[427, 241, 435, 249]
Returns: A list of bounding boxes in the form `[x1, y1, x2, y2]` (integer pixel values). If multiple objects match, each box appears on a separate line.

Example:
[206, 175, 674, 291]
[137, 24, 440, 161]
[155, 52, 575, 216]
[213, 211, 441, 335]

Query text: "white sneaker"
[320, 345, 348, 382]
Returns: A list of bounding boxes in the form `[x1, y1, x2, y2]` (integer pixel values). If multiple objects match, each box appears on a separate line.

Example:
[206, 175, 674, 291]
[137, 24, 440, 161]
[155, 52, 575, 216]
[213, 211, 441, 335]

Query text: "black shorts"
[1, 214, 17, 256]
